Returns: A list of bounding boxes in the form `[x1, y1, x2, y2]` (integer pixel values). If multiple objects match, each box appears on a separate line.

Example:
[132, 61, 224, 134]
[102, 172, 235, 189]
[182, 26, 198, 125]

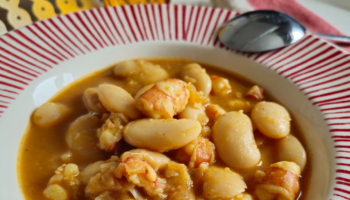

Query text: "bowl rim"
[1, 4, 350, 200]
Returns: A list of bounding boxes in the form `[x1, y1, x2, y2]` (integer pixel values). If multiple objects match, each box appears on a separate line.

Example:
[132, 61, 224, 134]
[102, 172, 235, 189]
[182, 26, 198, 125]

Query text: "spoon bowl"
[218, 10, 306, 52]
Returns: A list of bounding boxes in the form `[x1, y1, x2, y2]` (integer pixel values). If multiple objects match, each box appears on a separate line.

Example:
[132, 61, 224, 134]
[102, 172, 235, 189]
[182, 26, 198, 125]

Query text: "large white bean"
[123, 118, 201, 152]
[213, 111, 261, 169]
[121, 149, 170, 171]
[114, 60, 168, 85]
[66, 115, 104, 162]
[33, 102, 70, 127]
[277, 135, 307, 172]
[98, 84, 141, 119]
[251, 101, 291, 139]
[181, 63, 212, 96]
[83, 88, 107, 114]
[202, 167, 246, 199]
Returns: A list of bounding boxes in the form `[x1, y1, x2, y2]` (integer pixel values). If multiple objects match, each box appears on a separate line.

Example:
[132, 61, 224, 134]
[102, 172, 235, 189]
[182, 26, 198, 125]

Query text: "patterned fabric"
[0, 0, 167, 34]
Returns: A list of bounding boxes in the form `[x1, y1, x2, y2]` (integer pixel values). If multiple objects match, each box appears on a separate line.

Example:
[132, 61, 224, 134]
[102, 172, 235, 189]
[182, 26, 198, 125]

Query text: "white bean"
[181, 63, 212, 96]
[114, 60, 140, 77]
[213, 111, 261, 169]
[83, 88, 107, 114]
[202, 167, 246, 199]
[65, 115, 104, 161]
[33, 102, 70, 127]
[98, 84, 141, 119]
[277, 135, 307, 172]
[251, 101, 291, 139]
[123, 118, 201, 152]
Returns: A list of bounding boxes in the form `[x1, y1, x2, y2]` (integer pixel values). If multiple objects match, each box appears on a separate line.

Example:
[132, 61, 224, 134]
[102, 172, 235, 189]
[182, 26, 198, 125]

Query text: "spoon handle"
[314, 33, 350, 44]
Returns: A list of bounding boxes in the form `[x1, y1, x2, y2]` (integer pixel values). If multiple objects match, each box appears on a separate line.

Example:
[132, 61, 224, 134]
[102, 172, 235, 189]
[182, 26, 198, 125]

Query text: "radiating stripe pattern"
[0, 4, 349, 199]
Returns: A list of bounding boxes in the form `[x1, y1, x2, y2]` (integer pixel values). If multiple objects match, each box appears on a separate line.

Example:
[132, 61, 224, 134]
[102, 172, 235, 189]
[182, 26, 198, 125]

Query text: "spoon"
[218, 10, 350, 52]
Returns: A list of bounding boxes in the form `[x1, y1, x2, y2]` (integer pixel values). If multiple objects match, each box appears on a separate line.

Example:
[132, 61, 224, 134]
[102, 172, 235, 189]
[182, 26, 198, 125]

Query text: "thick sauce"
[18, 59, 310, 200]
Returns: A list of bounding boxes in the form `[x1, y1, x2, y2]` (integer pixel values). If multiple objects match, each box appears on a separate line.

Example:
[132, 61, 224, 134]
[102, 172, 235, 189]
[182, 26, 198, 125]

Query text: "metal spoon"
[218, 10, 350, 52]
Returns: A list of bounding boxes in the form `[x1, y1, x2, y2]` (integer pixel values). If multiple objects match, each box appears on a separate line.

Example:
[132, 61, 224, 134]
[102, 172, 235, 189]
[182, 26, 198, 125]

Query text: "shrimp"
[97, 113, 130, 153]
[164, 161, 195, 200]
[114, 157, 167, 198]
[246, 85, 264, 101]
[205, 104, 226, 123]
[135, 78, 190, 119]
[175, 137, 215, 168]
[252, 161, 300, 200]
[43, 164, 80, 200]
[210, 75, 232, 96]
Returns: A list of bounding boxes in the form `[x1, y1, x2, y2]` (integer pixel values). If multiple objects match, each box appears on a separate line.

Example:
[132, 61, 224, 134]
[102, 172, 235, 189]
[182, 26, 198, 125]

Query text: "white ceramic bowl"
[0, 4, 349, 200]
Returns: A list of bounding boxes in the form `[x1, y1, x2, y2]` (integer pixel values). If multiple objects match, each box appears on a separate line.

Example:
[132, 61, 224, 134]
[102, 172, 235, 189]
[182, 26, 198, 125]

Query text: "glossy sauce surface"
[18, 59, 310, 200]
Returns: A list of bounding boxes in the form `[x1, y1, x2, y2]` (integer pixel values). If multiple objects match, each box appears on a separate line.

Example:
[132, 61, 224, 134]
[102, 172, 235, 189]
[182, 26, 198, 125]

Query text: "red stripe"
[309, 87, 350, 100]
[335, 140, 350, 142]
[335, 187, 350, 196]
[190, 6, 202, 42]
[322, 105, 350, 112]
[139, 5, 149, 40]
[38, 21, 77, 58]
[337, 150, 350, 153]
[336, 146, 350, 149]
[145, 5, 155, 40]
[213, 10, 231, 46]
[274, 42, 326, 71]
[288, 51, 344, 80]
[325, 110, 350, 115]
[109, 7, 127, 44]
[121, 6, 138, 42]
[72, 13, 100, 49]
[281, 46, 334, 75]
[167, 4, 172, 40]
[0, 100, 9, 104]
[83, 11, 108, 47]
[130, 5, 145, 41]
[207, 9, 223, 45]
[6, 34, 58, 65]
[0, 81, 24, 90]
[334, 193, 350, 200]
[334, 136, 350, 139]
[174, 5, 178, 40]
[200, 8, 215, 44]
[182, 5, 187, 40]
[48, 18, 83, 54]
[0, 59, 38, 77]
[185, 6, 195, 41]
[297, 59, 350, 86]
[337, 177, 350, 183]
[158, 4, 165, 40]
[319, 98, 350, 106]
[331, 123, 350, 126]
[14, 29, 63, 61]
[59, 16, 91, 52]
[329, 117, 350, 120]
[301, 71, 350, 92]
[27, 26, 68, 60]
[0, 66, 32, 81]
[0, 74, 28, 85]
[0, 104, 8, 108]
[0, 89, 18, 95]
[332, 129, 350, 132]
[258, 35, 312, 63]
[0, 94, 16, 99]
[151, 5, 159, 40]
[194, 7, 208, 43]
[336, 156, 350, 159]
[97, 8, 117, 45]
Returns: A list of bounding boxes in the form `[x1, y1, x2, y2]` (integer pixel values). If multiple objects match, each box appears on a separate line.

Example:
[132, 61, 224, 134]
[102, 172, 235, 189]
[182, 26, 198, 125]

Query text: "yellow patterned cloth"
[0, 0, 167, 35]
